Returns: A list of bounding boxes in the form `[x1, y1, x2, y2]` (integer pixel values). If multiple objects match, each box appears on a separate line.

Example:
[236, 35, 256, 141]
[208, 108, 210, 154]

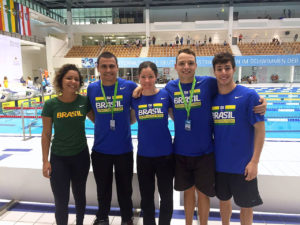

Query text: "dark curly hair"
[53, 64, 83, 93]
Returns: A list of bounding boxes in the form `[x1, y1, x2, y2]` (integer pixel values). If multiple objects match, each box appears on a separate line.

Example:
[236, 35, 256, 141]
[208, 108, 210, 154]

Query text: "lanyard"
[178, 77, 196, 119]
[100, 80, 118, 120]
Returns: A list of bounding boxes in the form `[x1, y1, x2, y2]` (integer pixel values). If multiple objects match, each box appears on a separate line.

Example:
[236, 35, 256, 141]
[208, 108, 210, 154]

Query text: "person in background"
[3, 76, 8, 88]
[212, 52, 265, 225]
[26, 76, 34, 89]
[131, 61, 174, 225]
[175, 35, 180, 45]
[20, 76, 26, 86]
[294, 34, 298, 42]
[208, 36, 212, 44]
[152, 36, 156, 45]
[239, 34, 243, 43]
[41, 64, 93, 225]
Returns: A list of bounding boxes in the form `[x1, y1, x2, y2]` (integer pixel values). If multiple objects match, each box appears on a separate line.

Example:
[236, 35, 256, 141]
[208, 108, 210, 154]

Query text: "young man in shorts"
[212, 52, 265, 225]
[165, 48, 217, 225]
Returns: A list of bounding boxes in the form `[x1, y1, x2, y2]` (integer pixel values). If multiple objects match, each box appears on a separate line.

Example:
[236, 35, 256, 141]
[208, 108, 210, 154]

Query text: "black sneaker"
[121, 218, 133, 225]
[93, 218, 109, 225]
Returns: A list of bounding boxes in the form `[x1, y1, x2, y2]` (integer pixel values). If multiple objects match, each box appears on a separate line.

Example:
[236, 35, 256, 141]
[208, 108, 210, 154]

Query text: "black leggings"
[50, 147, 90, 225]
[137, 155, 174, 225]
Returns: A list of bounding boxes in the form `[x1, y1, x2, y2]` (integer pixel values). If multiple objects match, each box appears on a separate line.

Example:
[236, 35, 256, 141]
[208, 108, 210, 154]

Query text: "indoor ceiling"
[33, 0, 300, 9]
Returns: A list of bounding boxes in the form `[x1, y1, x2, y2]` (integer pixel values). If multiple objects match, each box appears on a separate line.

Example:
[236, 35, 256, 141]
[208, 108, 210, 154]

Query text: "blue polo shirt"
[165, 76, 218, 156]
[87, 78, 137, 155]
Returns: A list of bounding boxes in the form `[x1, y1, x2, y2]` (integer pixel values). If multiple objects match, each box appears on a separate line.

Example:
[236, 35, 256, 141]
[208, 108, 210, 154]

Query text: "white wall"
[234, 3, 300, 19]
[21, 46, 47, 79]
[70, 23, 146, 34]
[150, 5, 229, 22]
[45, 36, 69, 78]
[149, 3, 300, 22]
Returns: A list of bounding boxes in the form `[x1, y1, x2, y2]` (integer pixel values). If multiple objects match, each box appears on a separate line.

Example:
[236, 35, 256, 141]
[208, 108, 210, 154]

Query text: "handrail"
[21, 99, 38, 141]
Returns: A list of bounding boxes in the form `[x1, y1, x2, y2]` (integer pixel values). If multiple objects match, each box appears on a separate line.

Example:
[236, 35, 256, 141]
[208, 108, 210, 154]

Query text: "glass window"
[242, 66, 291, 83]
[294, 66, 300, 83]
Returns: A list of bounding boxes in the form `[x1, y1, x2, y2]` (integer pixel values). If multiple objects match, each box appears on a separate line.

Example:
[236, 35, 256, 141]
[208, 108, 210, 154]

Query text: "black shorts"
[215, 172, 263, 208]
[174, 153, 215, 197]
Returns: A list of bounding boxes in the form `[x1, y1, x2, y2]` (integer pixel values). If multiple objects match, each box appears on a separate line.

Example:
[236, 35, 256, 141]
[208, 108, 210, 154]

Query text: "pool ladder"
[21, 100, 38, 141]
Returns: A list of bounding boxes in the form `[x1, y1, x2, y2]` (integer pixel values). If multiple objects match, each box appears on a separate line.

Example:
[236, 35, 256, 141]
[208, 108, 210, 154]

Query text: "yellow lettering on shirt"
[56, 110, 83, 118]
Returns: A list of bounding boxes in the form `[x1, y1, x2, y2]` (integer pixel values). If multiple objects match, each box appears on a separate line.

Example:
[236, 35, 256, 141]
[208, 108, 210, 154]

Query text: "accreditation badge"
[185, 120, 191, 131]
[110, 119, 116, 131]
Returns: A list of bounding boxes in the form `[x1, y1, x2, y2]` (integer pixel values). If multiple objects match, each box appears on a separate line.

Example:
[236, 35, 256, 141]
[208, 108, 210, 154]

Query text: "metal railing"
[21, 100, 38, 141]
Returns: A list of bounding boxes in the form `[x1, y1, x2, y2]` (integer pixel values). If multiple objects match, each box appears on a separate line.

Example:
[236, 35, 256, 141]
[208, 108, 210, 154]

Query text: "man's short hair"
[97, 51, 118, 66]
[176, 48, 196, 63]
[212, 52, 236, 70]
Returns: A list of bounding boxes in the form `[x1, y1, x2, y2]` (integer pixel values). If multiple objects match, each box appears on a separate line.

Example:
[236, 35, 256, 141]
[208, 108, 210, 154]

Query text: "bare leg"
[195, 189, 210, 225]
[219, 200, 232, 225]
[240, 207, 253, 225]
[184, 186, 196, 225]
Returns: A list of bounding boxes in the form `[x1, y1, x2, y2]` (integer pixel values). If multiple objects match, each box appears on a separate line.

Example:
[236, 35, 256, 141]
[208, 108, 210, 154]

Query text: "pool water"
[1, 87, 300, 139]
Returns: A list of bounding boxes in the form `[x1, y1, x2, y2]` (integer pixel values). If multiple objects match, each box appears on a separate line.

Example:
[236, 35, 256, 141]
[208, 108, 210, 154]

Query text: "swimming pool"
[0, 86, 299, 139]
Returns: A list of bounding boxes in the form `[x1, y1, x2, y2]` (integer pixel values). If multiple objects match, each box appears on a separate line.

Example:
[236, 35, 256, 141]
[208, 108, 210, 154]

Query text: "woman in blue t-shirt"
[131, 61, 174, 225]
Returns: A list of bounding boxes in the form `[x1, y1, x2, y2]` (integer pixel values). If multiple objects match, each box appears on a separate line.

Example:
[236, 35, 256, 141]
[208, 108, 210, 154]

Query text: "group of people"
[41, 49, 266, 225]
[174, 35, 213, 46]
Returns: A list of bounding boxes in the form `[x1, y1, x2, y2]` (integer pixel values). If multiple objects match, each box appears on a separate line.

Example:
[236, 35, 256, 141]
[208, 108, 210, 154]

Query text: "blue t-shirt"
[212, 85, 264, 174]
[165, 76, 218, 156]
[87, 78, 137, 155]
[132, 89, 173, 157]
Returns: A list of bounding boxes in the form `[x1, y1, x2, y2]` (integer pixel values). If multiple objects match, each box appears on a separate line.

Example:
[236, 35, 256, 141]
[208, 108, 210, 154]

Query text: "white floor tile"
[19, 212, 43, 222]
[170, 218, 186, 225]
[0, 221, 15, 225]
[15, 222, 33, 225]
[111, 216, 121, 225]
[83, 214, 96, 225]
[34, 223, 53, 225]
[207, 221, 222, 225]
[2, 211, 26, 221]
[132, 216, 140, 225]
[36, 213, 55, 224]
[67, 214, 76, 224]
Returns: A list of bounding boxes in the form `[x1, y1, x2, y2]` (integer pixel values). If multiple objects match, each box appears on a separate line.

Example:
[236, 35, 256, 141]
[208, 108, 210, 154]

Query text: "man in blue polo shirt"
[87, 52, 137, 225]
[212, 52, 265, 225]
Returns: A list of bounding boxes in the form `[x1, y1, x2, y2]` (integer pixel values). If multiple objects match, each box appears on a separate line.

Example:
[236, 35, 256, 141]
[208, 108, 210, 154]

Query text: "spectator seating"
[238, 42, 300, 55]
[148, 44, 232, 57]
[65, 45, 102, 58]
[102, 45, 142, 57]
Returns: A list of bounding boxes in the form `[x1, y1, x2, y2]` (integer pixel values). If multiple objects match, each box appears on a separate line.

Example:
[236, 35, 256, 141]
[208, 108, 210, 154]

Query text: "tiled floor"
[0, 135, 300, 224]
[0, 208, 300, 225]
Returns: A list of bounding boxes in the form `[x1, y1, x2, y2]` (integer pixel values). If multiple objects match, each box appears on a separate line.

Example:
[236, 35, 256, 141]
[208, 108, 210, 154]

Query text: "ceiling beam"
[32, 0, 300, 9]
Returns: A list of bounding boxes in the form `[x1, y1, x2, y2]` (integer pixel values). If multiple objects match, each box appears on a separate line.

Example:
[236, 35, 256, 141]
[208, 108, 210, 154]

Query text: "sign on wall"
[0, 34, 23, 85]
[82, 55, 300, 68]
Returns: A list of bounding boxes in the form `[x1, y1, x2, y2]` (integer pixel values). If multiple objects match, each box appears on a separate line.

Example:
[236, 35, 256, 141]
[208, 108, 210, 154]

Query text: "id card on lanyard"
[100, 80, 118, 130]
[178, 77, 196, 131]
